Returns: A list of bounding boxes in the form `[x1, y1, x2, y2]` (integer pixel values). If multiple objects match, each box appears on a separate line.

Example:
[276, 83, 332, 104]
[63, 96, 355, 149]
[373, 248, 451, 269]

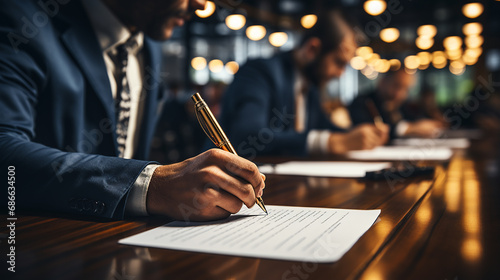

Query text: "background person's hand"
[328, 123, 389, 154]
[146, 149, 265, 221]
[405, 119, 444, 138]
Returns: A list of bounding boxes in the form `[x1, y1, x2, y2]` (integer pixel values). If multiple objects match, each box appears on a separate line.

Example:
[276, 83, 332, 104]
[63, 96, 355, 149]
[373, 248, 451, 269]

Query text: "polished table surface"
[2, 147, 500, 279]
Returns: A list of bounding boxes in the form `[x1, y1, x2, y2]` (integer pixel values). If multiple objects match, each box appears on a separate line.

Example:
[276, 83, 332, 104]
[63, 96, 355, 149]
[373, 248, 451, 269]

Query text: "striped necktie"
[113, 38, 136, 157]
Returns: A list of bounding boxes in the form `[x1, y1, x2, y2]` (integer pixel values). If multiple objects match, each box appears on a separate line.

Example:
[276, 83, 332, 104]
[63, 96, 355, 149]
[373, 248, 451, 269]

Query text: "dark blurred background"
[149, 0, 500, 164]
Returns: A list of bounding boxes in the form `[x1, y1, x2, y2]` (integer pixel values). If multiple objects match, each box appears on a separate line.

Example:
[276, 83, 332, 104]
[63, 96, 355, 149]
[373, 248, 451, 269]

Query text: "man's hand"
[146, 149, 265, 221]
[405, 119, 444, 138]
[328, 123, 389, 154]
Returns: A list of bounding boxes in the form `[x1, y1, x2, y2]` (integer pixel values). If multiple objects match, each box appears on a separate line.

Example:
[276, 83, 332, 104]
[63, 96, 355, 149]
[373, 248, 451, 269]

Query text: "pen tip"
[256, 197, 267, 214]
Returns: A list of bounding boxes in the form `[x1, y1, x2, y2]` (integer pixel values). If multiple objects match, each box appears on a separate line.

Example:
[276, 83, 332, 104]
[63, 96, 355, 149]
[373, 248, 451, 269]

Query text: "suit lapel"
[135, 38, 164, 159]
[57, 1, 164, 159]
[59, 1, 116, 127]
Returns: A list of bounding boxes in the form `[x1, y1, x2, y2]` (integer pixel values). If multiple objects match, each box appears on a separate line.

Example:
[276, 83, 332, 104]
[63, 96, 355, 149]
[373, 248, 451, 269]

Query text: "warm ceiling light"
[432, 51, 447, 69]
[364, 0, 387, 16]
[462, 22, 483, 35]
[451, 60, 466, 69]
[361, 66, 378, 80]
[269, 32, 288, 47]
[433, 61, 447, 69]
[246, 25, 267, 41]
[389, 59, 401, 71]
[361, 65, 375, 76]
[208, 59, 224, 73]
[416, 36, 434, 50]
[465, 35, 483, 48]
[462, 53, 478, 65]
[433, 51, 447, 59]
[301, 14, 317, 29]
[417, 52, 432, 65]
[374, 59, 391, 73]
[195, 1, 216, 18]
[350, 56, 367, 70]
[450, 67, 465, 75]
[462, 3, 484, 19]
[225, 61, 239, 75]
[464, 47, 483, 58]
[404, 55, 421, 70]
[450, 60, 466, 75]
[443, 36, 463, 50]
[417, 25, 437, 37]
[380, 28, 400, 43]
[356, 46, 373, 60]
[418, 63, 429, 70]
[446, 48, 463, 60]
[405, 68, 418, 75]
[367, 53, 381, 66]
[225, 14, 246, 30]
[191, 57, 207, 70]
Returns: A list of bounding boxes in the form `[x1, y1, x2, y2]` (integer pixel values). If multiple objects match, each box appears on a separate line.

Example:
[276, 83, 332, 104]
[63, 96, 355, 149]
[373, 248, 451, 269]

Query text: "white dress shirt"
[293, 71, 331, 155]
[83, 0, 158, 216]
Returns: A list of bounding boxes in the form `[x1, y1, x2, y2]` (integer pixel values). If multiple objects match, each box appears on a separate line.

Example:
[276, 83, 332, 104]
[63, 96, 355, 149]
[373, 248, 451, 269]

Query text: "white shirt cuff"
[306, 130, 331, 155]
[125, 164, 160, 216]
[395, 121, 410, 137]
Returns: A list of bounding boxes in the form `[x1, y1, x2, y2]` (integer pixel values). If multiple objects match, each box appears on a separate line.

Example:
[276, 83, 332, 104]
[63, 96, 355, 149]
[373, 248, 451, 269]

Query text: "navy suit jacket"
[219, 51, 342, 157]
[0, 0, 165, 218]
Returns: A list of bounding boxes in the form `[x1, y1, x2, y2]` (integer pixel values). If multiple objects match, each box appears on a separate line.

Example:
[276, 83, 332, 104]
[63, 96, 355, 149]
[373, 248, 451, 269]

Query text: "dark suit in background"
[219, 51, 342, 157]
[0, 0, 165, 218]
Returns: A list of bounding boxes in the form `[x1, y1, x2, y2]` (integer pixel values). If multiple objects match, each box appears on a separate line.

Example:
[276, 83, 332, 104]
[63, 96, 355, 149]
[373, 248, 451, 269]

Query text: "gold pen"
[191, 92, 268, 214]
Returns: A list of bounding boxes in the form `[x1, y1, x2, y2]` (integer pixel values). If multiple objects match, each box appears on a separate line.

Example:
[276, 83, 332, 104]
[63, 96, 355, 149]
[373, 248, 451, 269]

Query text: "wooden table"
[2, 150, 500, 279]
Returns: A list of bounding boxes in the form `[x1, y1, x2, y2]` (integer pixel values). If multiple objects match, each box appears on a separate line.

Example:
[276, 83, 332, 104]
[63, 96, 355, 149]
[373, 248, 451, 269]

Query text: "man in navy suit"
[220, 11, 389, 158]
[0, 0, 265, 221]
[349, 69, 444, 138]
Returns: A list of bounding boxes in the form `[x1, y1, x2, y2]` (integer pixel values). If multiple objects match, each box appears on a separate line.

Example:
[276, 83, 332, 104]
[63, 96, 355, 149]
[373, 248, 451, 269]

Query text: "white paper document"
[119, 206, 381, 263]
[258, 161, 391, 178]
[347, 146, 453, 161]
[392, 138, 470, 149]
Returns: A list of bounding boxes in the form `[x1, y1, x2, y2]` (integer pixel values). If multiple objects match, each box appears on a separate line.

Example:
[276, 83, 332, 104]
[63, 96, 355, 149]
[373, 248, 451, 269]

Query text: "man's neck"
[293, 49, 329, 90]
[292, 48, 307, 73]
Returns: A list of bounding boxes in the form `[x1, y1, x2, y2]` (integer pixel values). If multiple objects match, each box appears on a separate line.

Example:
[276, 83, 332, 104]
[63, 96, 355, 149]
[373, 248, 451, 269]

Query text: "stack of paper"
[119, 205, 381, 263]
[258, 161, 391, 178]
[347, 146, 453, 161]
[392, 138, 469, 149]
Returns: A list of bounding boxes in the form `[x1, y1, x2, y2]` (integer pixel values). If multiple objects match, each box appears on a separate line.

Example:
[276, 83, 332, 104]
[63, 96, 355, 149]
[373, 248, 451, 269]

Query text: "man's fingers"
[212, 188, 244, 214]
[362, 130, 382, 149]
[203, 149, 264, 192]
[226, 160, 263, 191]
[201, 166, 257, 208]
[193, 187, 243, 221]
[221, 153, 265, 192]
[202, 206, 232, 221]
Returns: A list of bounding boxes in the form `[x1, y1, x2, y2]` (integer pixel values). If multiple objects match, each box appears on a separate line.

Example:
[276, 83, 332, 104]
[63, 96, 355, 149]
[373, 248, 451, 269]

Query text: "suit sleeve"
[222, 62, 309, 157]
[0, 12, 153, 219]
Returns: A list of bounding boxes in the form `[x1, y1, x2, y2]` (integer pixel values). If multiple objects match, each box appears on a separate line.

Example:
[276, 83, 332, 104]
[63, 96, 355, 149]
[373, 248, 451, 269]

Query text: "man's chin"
[143, 27, 175, 41]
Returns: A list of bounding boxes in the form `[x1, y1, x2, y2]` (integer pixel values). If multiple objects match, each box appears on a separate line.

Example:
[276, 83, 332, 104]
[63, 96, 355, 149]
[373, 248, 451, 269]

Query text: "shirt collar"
[82, 0, 144, 54]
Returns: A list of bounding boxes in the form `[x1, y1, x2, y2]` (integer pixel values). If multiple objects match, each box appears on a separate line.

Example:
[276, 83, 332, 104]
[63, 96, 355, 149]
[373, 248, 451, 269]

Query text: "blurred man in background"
[219, 10, 389, 158]
[349, 69, 444, 138]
